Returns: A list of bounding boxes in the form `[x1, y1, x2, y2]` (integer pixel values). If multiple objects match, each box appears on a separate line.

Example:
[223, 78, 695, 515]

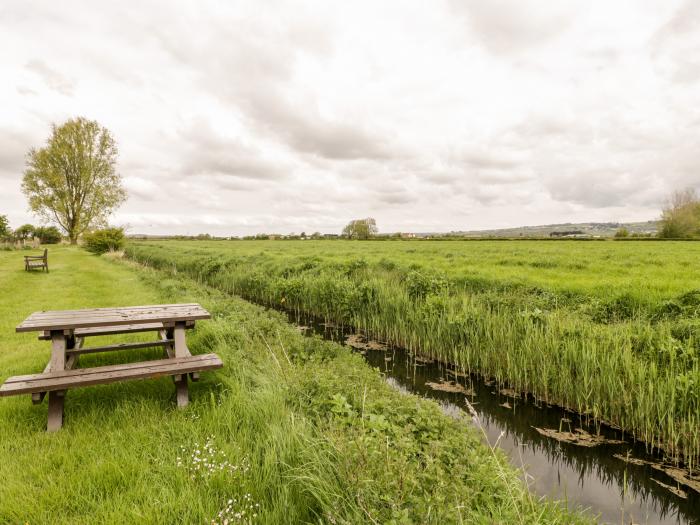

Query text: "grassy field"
[125, 240, 700, 470]
[0, 246, 588, 524]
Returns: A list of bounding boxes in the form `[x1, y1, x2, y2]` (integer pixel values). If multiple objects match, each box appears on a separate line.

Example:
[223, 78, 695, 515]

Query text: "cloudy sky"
[1, 0, 699, 235]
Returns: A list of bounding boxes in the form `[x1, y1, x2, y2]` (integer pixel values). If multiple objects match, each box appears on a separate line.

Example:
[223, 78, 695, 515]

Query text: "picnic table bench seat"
[0, 354, 223, 396]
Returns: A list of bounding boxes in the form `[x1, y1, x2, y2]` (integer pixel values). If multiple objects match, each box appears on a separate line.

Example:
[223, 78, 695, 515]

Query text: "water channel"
[286, 312, 700, 525]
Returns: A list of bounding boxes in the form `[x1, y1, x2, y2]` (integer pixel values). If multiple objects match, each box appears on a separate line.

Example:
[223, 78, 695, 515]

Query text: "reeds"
[125, 241, 700, 470]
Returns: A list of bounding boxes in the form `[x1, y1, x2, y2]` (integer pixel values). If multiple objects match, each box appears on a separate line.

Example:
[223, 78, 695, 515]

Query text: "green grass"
[125, 239, 700, 308]
[124, 239, 700, 470]
[0, 246, 588, 524]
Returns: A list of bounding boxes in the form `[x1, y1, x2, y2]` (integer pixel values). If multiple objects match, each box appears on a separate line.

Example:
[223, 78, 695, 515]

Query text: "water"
[289, 315, 700, 525]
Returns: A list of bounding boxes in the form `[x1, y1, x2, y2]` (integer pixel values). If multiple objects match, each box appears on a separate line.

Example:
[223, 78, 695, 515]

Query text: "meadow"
[125, 239, 700, 470]
[0, 246, 588, 524]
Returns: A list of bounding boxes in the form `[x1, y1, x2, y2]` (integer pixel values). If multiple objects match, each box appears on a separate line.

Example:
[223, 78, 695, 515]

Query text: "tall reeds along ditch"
[125, 243, 700, 471]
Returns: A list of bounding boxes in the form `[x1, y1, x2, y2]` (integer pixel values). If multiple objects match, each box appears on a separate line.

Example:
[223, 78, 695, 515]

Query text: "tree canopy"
[13, 224, 35, 240]
[22, 117, 127, 244]
[0, 215, 10, 240]
[33, 226, 62, 244]
[342, 218, 378, 240]
[659, 188, 700, 239]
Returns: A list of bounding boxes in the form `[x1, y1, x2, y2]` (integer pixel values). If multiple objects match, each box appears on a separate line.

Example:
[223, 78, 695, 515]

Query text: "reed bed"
[125, 240, 700, 470]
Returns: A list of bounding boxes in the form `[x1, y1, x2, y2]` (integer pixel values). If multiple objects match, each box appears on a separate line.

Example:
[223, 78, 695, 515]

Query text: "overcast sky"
[1, 0, 699, 235]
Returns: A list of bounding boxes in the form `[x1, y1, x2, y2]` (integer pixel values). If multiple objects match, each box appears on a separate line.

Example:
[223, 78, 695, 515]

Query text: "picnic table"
[0, 303, 223, 431]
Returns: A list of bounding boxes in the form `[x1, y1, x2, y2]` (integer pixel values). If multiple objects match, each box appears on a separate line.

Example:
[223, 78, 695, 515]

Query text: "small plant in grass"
[83, 227, 125, 254]
[404, 269, 448, 300]
[210, 495, 260, 524]
[177, 435, 249, 480]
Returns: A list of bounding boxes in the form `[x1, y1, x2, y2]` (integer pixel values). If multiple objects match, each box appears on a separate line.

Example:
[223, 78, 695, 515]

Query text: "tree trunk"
[69, 234, 77, 245]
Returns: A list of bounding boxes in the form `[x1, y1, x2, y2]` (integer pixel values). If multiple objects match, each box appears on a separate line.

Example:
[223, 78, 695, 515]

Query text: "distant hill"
[445, 220, 660, 239]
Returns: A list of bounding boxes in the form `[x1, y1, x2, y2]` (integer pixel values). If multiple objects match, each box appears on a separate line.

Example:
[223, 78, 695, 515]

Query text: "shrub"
[404, 270, 448, 301]
[83, 227, 125, 254]
[33, 226, 62, 244]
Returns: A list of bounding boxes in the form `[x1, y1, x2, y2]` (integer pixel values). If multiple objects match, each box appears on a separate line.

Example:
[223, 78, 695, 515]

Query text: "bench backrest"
[42, 248, 47, 260]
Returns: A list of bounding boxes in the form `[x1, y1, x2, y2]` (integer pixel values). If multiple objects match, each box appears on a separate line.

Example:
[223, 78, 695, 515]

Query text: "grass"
[124, 239, 700, 470]
[0, 246, 589, 524]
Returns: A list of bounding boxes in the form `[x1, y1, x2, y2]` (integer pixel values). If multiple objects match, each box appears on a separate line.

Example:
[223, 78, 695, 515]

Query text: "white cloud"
[0, 0, 697, 235]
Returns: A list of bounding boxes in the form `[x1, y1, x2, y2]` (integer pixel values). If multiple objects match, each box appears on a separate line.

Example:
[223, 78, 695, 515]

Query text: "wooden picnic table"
[1, 303, 223, 431]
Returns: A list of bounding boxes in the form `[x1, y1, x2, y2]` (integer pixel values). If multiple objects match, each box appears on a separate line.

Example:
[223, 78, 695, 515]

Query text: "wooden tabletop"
[16, 303, 211, 333]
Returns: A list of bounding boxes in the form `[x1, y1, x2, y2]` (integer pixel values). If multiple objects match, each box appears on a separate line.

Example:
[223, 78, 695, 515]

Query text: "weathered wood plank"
[50, 332, 66, 372]
[20, 309, 206, 325]
[173, 322, 191, 358]
[20, 304, 205, 317]
[20, 303, 202, 318]
[46, 390, 64, 431]
[175, 375, 189, 408]
[0, 354, 222, 395]
[66, 339, 173, 356]
[25, 303, 200, 316]
[17, 303, 210, 333]
[160, 329, 175, 358]
[38, 321, 194, 340]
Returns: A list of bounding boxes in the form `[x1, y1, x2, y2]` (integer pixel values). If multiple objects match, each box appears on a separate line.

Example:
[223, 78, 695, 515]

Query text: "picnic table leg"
[47, 331, 67, 432]
[172, 322, 189, 408]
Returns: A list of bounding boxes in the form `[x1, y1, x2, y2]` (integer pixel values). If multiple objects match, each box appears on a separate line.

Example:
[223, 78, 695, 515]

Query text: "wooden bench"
[1, 304, 222, 431]
[0, 354, 222, 396]
[24, 248, 48, 272]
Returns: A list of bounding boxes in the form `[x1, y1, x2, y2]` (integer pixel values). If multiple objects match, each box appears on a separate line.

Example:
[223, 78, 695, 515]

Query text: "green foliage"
[614, 227, 629, 238]
[404, 270, 449, 300]
[83, 227, 125, 254]
[13, 224, 35, 241]
[124, 239, 700, 468]
[0, 247, 587, 524]
[342, 217, 378, 239]
[33, 225, 62, 244]
[22, 117, 127, 244]
[659, 188, 700, 239]
[0, 215, 10, 240]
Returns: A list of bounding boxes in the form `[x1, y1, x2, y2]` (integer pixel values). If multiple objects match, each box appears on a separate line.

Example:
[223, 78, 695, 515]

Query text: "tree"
[33, 226, 62, 244]
[342, 218, 378, 240]
[22, 117, 127, 244]
[14, 224, 35, 241]
[659, 188, 700, 239]
[614, 227, 629, 238]
[0, 215, 10, 240]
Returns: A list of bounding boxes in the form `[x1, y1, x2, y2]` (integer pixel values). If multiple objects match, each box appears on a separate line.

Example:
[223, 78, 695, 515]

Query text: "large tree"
[659, 188, 700, 239]
[342, 217, 378, 239]
[22, 118, 126, 244]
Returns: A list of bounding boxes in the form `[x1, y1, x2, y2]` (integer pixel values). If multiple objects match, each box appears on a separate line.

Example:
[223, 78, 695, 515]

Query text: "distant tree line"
[0, 215, 63, 244]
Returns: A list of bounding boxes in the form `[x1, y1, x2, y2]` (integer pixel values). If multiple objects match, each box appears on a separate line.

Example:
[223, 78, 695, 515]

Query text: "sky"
[1, 0, 699, 236]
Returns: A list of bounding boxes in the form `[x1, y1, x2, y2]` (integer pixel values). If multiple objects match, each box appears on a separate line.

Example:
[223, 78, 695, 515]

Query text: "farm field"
[126, 240, 700, 470]
[0, 246, 588, 524]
